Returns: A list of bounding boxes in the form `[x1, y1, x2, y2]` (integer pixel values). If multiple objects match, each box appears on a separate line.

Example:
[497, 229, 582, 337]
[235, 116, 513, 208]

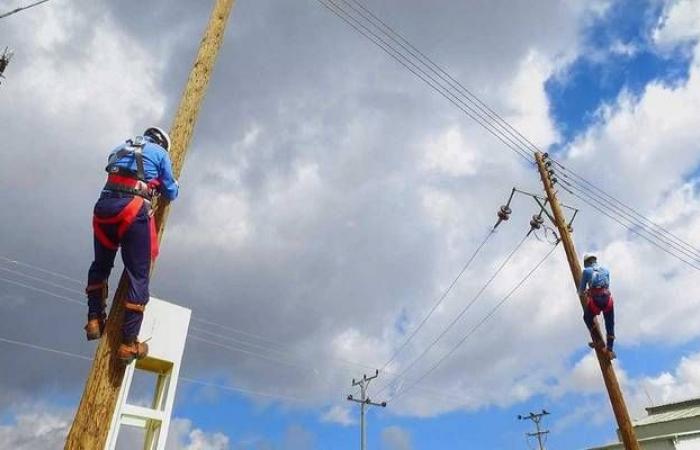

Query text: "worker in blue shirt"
[579, 253, 616, 359]
[84, 127, 179, 363]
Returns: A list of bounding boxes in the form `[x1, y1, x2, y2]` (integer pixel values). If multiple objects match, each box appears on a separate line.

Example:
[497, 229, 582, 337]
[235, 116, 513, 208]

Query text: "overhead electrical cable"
[0, 271, 377, 373]
[0, 0, 52, 19]
[376, 234, 529, 396]
[0, 260, 499, 404]
[1, 256, 84, 285]
[390, 242, 558, 401]
[553, 161, 700, 259]
[316, 0, 700, 269]
[558, 182, 700, 271]
[380, 229, 495, 372]
[317, 0, 534, 164]
[558, 177, 700, 263]
[0, 335, 309, 403]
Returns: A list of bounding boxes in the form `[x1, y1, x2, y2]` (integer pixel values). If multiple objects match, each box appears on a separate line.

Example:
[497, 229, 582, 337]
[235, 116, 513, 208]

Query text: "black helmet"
[144, 127, 171, 151]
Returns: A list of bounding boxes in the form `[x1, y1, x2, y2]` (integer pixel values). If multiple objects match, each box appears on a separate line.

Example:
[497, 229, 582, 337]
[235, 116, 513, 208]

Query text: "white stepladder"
[105, 297, 191, 450]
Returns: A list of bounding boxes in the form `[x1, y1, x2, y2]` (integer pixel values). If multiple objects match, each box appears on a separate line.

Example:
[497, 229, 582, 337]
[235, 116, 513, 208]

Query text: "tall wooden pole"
[534, 152, 639, 450]
[65, 1, 236, 448]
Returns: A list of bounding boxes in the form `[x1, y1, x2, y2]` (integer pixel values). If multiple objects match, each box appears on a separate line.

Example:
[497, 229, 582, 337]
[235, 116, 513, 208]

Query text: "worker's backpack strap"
[105, 136, 147, 181]
[124, 301, 145, 313]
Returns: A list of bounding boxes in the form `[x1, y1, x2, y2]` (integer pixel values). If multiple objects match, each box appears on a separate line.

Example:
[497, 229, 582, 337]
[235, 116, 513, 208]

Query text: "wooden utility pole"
[534, 152, 639, 450]
[65, 1, 236, 448]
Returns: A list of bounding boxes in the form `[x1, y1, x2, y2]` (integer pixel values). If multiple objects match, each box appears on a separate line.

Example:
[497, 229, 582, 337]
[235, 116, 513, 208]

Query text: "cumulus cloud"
[0, 405, 70, 450]
[654, 0, 700, 48]
[320, 405, 356, 426]
[167, 418, 230, 450]
[0, 403, 227, 450]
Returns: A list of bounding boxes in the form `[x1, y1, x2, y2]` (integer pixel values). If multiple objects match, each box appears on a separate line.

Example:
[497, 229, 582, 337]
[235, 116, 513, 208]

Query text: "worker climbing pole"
[0, 47, 14, 84]
[534, 152, 640, 450]
[65, 1, 236, 448]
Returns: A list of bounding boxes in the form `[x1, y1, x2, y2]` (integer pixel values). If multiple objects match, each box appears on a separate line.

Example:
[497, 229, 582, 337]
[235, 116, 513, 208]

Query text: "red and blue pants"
[86, 192, 158, 342]
[583, 287, 615, 350]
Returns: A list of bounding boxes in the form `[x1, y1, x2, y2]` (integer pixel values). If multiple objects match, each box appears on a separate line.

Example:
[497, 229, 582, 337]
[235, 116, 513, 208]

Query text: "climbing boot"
[84, 314, 106, 341]
[117, 339, 149, 363]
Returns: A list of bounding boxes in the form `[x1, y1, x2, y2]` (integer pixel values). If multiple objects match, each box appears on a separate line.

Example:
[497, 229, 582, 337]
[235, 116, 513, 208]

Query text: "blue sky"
[2, 1, 700, 449]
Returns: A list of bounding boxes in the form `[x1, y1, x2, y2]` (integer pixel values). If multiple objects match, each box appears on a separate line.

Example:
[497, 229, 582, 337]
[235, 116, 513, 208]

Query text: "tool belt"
[104, 170, 160, 200]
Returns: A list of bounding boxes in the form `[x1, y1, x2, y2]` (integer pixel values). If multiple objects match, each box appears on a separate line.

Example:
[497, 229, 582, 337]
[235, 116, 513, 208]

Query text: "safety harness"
[104, 136, 161, 199]
[94, 136, 161, 260]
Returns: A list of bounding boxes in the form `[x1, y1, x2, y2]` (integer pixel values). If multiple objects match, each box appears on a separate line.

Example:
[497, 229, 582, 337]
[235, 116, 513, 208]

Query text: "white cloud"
[381, 426, 413, 450]
[167, 418, 230, 450]
[0, 402, 230, 450]
[422, 126, 479, 177]
[625, 352, 700, 416]
[320, 405, 356, 426]
[503, 50, 559, 148]
[0, 405, 70, 450]
[654, 0, 700, 48]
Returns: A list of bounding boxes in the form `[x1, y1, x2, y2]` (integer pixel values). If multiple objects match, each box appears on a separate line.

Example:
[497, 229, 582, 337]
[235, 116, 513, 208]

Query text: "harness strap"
[104, 173, 153, 199]
[134, 144, 145, 181]
[124, 301, 145, 313]
[105, 138, 147, 181]
[93, 197, 145, 249]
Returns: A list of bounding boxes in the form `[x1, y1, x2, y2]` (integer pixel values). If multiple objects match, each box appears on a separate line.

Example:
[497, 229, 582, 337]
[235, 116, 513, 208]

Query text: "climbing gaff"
[493, 188, 516, 230]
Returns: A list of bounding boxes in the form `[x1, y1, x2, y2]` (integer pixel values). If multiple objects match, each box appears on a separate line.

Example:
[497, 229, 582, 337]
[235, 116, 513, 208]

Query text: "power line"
[390, 242, 557, 401]
[317, 0, 535, 164]
[0, 0, 52, 19]
[553, 160, 700, 257]
[0, 257, 321, 356]
[553, 167, 700, 263]
[0, 259, 511, 408]
[0, 269, 378, 376]
[558, 181, 700, 271]
[0, 266, 85, 295]
[0, 276, 84, 306]
[376, 233, 530, 396]
[316, 0, 700, 270]
[380, 229, 495, 372]
[0, 256, 83, 285]
[559, 177, 700, 265]
[0, 334, 309, 403]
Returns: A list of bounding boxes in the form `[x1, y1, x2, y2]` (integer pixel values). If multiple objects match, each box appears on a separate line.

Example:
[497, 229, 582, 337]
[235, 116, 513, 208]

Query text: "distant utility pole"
[518, 410, 550, 450]
[347, 370, 387, 450]
[65, 1, 236, 449]
[534, 151, 640, 450]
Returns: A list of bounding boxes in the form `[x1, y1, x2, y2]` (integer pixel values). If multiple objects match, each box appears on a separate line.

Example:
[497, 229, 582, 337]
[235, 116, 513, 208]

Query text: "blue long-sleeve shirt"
[579, 264, 610, 294]
[106, 136, 179, 201]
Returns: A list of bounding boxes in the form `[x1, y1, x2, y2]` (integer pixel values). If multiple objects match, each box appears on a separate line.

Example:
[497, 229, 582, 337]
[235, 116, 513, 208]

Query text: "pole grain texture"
[534, 152, 640, 450]
[65, 1, 236, 448]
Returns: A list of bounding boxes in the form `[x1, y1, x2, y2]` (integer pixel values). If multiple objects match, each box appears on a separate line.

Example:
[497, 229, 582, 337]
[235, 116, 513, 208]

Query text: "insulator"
[543, 152, 549, 159]
[551, 177, 558, 184]
[496, 205, 512, 222]
[545, 160, 552, 167]
[568, 224, 574, 233]
[530, 214, 545, 230]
